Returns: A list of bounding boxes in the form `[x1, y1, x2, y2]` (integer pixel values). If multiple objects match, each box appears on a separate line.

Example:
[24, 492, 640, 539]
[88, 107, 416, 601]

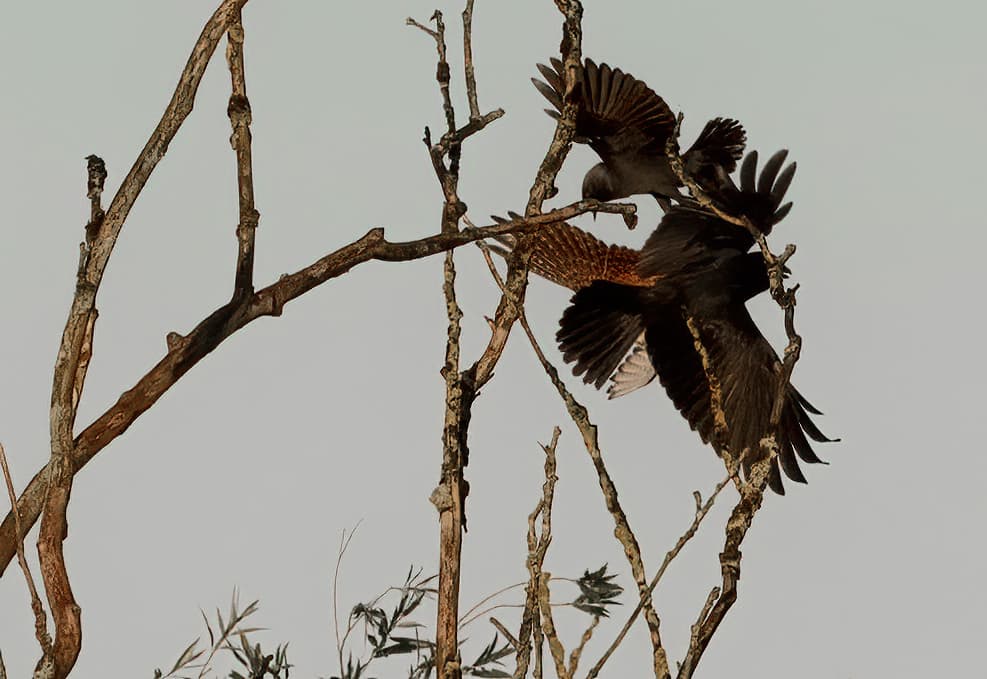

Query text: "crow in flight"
[494, 151, 833, 494]
[532, 58, 746, 210]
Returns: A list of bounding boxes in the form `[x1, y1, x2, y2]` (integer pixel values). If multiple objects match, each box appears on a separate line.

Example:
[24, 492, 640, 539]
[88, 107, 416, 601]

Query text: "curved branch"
[0, 215, 566, 577]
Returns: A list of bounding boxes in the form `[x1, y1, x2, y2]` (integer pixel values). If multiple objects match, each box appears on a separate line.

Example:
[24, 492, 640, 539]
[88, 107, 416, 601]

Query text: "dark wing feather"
[638, 207, 754, 282]
[642, 301, 831, 494]
[684, 117, 746, 174]
[557, 281, 646, 389]
[714, 149, 798, 233]
[533, 58, 676, 164]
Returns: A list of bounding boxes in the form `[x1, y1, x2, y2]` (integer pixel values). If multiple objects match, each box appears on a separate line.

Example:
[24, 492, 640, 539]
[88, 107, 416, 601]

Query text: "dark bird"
[532, 58, 746, 210]
[495, 151, 833, 494]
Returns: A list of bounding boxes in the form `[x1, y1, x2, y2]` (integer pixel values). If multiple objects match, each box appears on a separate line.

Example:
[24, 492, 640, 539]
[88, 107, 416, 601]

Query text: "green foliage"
[333, 567, 437, 679]
[153, 590, 290, 679]
[571, 564, 624, 618]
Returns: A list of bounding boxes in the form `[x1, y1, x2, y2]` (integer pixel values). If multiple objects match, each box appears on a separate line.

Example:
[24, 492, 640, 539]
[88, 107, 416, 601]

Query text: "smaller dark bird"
[532, 58, 746, 210]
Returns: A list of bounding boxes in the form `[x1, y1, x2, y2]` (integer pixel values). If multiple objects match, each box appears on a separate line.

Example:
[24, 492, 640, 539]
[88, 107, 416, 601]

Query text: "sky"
[1, 0, 985, 677]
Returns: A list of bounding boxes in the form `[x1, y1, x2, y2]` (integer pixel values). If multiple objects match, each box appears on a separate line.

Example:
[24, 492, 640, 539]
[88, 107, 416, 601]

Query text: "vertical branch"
[461, 0, 480, 119]
[226, 10, 259, 296]
[537, 572, 568, 679]
[37, 152, 114, 677]
[407, 9, 473, 679]
[463, 0, 583, 392]
[513, 428, 561, 679]
[33, 7, 251, 675]
[0, 0, 251, 580]
[436, 240, 466, 679]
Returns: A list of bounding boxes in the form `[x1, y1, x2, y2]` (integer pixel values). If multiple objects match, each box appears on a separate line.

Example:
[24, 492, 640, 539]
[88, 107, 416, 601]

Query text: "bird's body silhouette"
[532, 58, 746, 210]
[495, 151, 832, 494]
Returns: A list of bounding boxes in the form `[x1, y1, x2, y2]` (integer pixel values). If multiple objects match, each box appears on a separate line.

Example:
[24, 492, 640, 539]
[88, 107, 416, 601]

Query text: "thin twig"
[461, 0, 480, 119]
[0, 444, 51, 658]
[459, 582, 526, 629]
[333, 523, 362, 678]
[489, 618, 521, 651]
[588, 478, 729, 678]
[459, 600, 575, 630]
[567, 615, 599, 678]
[512, 428, 561, 679]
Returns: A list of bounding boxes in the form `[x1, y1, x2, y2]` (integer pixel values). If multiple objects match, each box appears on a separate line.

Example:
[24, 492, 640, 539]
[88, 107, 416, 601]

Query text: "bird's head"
[582, 163, 620, 204]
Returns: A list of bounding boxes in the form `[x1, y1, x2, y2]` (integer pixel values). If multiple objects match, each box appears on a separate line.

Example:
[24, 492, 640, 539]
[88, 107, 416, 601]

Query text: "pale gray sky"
[1, 1, 985, 677]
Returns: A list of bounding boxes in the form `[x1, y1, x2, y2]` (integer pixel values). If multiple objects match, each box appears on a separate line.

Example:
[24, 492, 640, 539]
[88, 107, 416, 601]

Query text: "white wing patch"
[607, 334, 656, 399]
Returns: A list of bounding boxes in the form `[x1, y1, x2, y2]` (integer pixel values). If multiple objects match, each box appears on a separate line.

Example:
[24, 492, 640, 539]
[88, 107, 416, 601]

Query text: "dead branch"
[28, 5, 251, 676]
[0, 204, 610, 579]
[566, 615, 599, 678]
[0, 444, 51, 662]
[37, 151, 119, 679]
[676, 452, 775, 679]
[588, 479, 729, 678]
[512, 428, 561, 679]
[461, 0, 584, 397]
[461, 0, 481, 119]
[225, 10, 258, 296]
[538, 572, 569, 679]
[407, 6, 506, 677]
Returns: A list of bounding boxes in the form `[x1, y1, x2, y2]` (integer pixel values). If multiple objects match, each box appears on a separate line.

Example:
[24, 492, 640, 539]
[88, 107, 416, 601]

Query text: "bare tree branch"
[588, 479, 729, 678]
[225, 10, 259, 296]
[461, 0, 481, 119]
[461, 0, 585, 398]
[407, 6, 499, 677]
[538, 572, 569, 679]
[0, 203, 611, 578]
[512, 428, 561, 679]
[37, 149, 118, 678]
[675, 452, 775, 679]
[567, 614, 599, 678]
[0, 444, 51, 663]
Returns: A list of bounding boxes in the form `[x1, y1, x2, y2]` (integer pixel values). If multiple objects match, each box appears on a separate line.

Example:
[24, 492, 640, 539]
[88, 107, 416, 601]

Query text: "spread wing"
[533, 57, 676, 166]
[491, 215, 657, 290]
[683, 117, 747, 181]
[643, 301, 833, 494]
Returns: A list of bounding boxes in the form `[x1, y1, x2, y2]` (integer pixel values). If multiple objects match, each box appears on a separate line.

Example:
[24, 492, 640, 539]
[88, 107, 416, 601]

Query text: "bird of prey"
[532, 57, 746, 210]
[495, 151, 832, 494]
